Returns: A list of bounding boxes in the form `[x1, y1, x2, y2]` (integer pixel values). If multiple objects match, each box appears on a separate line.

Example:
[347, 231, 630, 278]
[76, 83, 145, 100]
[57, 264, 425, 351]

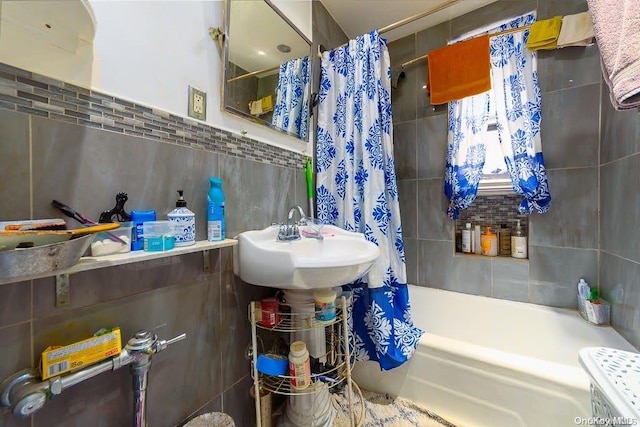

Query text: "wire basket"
[578, 295, 610, 325]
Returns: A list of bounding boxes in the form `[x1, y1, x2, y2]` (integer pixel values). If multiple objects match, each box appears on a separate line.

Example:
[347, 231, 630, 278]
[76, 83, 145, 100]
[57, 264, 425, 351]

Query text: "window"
[477, 92, 513, 196]
[444, 11, 551, 219]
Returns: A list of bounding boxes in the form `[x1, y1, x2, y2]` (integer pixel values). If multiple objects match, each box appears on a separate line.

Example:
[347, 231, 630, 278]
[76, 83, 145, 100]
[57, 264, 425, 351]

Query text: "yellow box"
[41, 327, 122, 380]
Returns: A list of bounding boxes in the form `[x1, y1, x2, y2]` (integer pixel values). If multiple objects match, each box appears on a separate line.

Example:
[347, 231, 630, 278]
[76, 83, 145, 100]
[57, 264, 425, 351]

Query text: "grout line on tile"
[529, 242, 599, 251]
[542, 80, 602, 95]
[597, 76, 602, 290]
[0, 319, 31, 333]
[545, 165, 598, 172]
[599, 151, 640, 168]
[28, 114, 33, 219]
[600, 250, 640, 267]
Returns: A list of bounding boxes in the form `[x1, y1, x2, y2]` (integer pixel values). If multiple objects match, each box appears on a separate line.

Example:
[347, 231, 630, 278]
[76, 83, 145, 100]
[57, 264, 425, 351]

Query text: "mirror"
[222, 0, 312, 142]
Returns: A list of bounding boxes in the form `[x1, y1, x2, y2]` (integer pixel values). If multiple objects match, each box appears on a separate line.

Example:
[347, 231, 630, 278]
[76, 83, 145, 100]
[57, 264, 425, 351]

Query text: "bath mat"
[332, 388, 456, 427]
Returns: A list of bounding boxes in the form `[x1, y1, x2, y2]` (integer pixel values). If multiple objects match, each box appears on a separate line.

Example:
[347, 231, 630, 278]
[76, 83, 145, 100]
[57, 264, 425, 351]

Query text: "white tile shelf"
[0, 239, 237, 286]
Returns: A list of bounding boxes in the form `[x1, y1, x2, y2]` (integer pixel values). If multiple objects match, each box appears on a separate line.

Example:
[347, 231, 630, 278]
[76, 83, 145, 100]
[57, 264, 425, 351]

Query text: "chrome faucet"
[277, 205, 306, 241]
[287, 205, 305, 224]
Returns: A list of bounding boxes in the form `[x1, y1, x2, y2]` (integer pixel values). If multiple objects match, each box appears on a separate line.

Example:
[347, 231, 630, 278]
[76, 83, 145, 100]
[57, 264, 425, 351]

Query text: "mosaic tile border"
[454, 195, 530, 257]
[0, 62, 307, 170]
[455, 194, 529, 236]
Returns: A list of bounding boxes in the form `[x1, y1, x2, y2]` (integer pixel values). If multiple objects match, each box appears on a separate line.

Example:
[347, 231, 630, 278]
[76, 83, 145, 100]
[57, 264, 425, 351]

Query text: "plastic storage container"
[313, 288, 336, 322]
[207, 177, 225, 242]
[578, 295, 611, 325]
[578, 347, 640, 422]
[261, 297, 279, 328]
[576, 279, 610, 325]
[142, 221, 176, 252]
[130, 210, 156, 251]
[90, 222, 133, 257]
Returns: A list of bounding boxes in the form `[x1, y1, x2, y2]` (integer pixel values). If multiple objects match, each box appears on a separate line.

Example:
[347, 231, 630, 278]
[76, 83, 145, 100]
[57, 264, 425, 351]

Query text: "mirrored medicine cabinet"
[222, 0, 312, 142]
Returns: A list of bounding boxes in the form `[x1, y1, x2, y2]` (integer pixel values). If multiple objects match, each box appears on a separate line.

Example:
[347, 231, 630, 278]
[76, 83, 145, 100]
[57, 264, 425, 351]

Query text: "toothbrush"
[52, 200, 126, 245]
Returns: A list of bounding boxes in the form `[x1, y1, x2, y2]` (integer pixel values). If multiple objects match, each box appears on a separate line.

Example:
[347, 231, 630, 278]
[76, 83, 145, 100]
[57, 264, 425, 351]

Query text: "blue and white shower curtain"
[272, 56, 310, 140]
[445, 12, 551, 218]
[316, 30, 423, 371]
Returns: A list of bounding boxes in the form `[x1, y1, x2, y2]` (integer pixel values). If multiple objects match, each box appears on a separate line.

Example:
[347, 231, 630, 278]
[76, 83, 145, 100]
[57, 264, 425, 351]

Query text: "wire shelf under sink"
[249, 299, 350, 333]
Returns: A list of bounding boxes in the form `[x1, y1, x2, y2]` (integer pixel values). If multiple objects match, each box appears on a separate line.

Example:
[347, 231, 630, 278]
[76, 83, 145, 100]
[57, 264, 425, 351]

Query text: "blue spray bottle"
[207, 177, 225, 241]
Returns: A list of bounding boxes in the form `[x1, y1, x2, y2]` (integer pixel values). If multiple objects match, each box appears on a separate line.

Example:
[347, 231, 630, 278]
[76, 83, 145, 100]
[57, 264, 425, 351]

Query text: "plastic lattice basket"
[578, 347, 640, 422]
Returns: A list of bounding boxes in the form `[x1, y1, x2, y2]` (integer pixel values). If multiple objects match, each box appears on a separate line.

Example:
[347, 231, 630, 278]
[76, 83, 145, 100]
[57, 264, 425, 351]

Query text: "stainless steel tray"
[0, 234, 94, 282]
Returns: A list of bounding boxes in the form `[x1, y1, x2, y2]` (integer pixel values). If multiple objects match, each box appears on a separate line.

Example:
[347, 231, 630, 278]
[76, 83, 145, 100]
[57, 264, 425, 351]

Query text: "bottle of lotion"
[480, 226, 498, 256]
[511, 220, 527, 259]
[168, 190, 195, 247]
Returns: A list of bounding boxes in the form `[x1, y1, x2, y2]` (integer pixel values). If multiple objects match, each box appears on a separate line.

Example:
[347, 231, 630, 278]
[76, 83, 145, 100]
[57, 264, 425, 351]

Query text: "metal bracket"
[208, 27, 224, 41]
[208, 27, 225, 51]
[202, 249, 211, 274]
[55, 274, 70, 307]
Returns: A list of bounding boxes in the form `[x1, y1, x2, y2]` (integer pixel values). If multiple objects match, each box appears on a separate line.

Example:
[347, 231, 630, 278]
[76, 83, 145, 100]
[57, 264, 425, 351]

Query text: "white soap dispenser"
[168, 190, 195, 247]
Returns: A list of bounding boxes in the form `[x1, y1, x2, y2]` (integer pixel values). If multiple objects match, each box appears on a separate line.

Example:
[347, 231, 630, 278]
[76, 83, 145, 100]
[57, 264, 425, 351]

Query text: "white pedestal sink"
[234, 223, 379, 427]
[233, 224, 379, 290]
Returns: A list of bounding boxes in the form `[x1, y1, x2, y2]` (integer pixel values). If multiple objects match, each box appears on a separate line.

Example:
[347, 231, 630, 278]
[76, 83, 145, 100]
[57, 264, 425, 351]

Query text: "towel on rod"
[587, 0, 640, 109]
[526, 16, 562, 51]
[249, 100, 263, 116]
[261, 95, 273, 112]
[557, 11, 595, 48]
[427, 34, 491, 105]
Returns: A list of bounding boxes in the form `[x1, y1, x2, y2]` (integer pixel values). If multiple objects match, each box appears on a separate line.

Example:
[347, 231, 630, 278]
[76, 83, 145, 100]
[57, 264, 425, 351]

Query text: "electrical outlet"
[188, 86, 206, 120]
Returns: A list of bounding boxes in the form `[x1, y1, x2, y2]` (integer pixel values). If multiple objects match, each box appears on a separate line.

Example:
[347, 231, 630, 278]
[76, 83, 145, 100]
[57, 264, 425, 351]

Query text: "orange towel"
[427, 34, 491, 105]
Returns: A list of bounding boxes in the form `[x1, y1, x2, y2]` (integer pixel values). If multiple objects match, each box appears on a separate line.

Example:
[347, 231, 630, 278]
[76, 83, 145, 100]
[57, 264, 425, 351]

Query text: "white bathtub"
[352, 285, 636, 427]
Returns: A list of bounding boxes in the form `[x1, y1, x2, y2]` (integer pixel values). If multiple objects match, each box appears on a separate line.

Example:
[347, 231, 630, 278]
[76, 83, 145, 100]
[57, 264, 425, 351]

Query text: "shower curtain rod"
[317, 0, 463, 57]
[400, 24, 532, 68]
[317, 0, 528, 63]
[378, 0, 462, 34]
[228, 3, 457, 85]
[227, 64, 280, 84]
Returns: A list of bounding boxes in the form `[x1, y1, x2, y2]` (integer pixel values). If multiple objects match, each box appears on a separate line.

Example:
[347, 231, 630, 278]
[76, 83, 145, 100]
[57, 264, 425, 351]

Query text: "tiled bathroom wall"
[0, 2, 349, 425]
[599, 87, 640, 348]
[311, 0, 349, 106]
[391, 0, 601, 308]
[0, 63, 308, 426]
